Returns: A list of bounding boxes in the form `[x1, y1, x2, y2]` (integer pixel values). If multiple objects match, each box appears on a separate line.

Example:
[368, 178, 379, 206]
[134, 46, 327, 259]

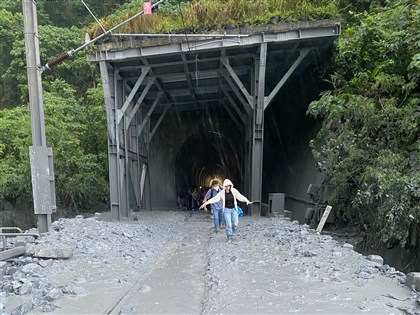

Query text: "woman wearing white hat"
[200, 179, 252, 242]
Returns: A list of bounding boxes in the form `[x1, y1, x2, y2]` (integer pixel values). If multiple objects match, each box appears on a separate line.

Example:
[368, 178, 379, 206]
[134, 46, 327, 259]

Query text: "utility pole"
[22, 0, 56, 233]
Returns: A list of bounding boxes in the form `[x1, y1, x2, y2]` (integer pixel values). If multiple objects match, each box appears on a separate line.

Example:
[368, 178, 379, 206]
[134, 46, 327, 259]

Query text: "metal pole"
[22, 0, 53, 233]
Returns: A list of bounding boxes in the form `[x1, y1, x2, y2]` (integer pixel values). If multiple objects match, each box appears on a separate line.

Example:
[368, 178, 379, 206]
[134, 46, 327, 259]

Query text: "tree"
[308, 0, 420, 249]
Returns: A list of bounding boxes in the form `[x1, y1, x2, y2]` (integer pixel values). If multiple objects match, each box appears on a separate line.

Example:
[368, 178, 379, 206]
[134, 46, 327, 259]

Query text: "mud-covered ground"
[1, 211, 419, 314]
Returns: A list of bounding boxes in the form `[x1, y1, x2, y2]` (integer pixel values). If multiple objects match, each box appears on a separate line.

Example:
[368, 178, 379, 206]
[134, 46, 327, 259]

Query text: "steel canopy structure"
[91, 20, 341, 220]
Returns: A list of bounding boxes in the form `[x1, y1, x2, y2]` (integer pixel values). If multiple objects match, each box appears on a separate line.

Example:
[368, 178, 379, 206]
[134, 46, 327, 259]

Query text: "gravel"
[1, 211, 419, 314]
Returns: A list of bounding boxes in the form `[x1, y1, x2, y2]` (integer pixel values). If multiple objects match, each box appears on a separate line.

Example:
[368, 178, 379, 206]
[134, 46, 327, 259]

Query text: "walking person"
[191, 188, 200, 210]
[200, 179, 252, 242]
[203, 180, 224, 232]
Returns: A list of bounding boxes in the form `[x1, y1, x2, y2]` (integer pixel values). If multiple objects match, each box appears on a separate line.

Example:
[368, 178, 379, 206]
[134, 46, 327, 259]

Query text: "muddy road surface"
[2, 211, 419, 314]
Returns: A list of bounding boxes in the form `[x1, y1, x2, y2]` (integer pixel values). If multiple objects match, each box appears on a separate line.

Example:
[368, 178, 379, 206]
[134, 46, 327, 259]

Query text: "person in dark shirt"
[201, 179, 252, 242]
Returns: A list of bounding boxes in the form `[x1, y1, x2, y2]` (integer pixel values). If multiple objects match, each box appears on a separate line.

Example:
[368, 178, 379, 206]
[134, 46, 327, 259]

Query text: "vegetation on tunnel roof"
[90, 0, 339, 37]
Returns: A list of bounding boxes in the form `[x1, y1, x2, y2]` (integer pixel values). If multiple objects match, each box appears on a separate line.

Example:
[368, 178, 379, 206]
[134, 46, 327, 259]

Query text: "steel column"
[250, 43, 267, 216]
[99, 62, 121, 220]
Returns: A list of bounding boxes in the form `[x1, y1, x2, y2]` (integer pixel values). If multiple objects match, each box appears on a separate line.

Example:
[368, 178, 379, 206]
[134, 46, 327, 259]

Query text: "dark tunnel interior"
[175, 129, 243, 194]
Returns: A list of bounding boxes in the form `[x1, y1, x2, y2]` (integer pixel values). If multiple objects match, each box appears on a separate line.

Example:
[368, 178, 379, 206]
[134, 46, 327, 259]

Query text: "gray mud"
[1, 211, 419, 314]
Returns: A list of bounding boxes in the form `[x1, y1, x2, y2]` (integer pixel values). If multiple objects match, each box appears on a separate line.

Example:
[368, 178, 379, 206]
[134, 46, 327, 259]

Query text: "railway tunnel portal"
[91, 20, 341, 220]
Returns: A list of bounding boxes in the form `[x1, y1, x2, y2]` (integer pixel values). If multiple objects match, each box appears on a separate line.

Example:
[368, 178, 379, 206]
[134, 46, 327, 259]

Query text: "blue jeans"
[212, 208, 223, 230]
[224, 208, 239, 236]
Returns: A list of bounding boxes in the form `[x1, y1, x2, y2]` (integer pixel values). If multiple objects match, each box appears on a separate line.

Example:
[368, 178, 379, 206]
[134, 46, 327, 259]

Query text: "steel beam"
[264, 49, 310, 110]
[221, 58, 253, 107]
[117, 66, 150, 124]
[126, 77, 155, 126]
[221, 71, 252, 116]
[137, 92, 162, 137]
[92, 23, 340, 62]
[181, 54, 199, 106]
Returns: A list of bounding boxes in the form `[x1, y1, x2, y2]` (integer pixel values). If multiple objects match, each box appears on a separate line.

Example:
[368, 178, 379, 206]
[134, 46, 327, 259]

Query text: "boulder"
[26, 244, 74, 259]
[405, 272, 420, 289]
[368, 255, 384, 265]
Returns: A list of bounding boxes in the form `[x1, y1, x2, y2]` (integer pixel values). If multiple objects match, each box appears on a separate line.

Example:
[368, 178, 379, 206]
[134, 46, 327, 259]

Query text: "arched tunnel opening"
[175, 131, 243, 195]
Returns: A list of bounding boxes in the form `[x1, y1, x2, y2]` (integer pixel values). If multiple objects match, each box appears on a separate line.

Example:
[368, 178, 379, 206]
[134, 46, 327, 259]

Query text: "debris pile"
[1, 212, 183, 314]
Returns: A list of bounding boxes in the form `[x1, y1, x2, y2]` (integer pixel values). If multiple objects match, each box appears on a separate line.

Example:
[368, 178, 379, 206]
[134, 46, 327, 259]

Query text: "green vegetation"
[0, 1, 110, 224]
[307, 0, 420, 255]
[91, 0, 338, 36]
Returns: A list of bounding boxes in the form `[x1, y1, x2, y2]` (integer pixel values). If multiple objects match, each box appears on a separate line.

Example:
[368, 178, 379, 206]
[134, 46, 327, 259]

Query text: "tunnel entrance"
[175, 130, 242, 195]
[93, 21, 341, 220]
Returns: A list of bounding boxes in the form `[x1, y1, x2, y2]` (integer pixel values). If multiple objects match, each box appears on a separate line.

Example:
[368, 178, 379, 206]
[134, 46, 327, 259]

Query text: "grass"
[90, 0, 339, 37]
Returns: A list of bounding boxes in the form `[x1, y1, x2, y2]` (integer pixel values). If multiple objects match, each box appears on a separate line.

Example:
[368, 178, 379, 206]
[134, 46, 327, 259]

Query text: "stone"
[19, 282, 33, 295]
[62, 282, 87, 296]
[21, 263, 42, 275]
[415, 278, 420, 291]
[46, 288, 63, 301]
[303, 251, 317, 257]
[357, 271, 374, 279]
[75, 215, 84, 219]
[405, 272, 420, 289]
[122, 232, 133, 238]
[11, 302, 33, 315]
[40, 302, 58, 313]
[13, 269, 26, 279]
[368, 255, 384, 265]
[15, 237, 27, 248]
[3, 281, 14, 294]
[26, 244, 75, 259]
[38, 259, 51, 268]
[343, 243, 354, 250]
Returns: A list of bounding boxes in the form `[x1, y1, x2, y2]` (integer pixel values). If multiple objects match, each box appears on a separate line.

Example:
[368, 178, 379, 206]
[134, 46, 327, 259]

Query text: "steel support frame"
[100, 62, 160, 219]
[100, 36, 314, 218]
[228, 45, 310, 216]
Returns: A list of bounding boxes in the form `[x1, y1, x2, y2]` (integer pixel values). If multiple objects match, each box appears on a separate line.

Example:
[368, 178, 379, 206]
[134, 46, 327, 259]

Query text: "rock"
[230, 256, 237, 262]
[343, 243, 354, 250]
[415, 278, 420, 291]
[0, 262, 7, 277]
[40, 302, 58, 313]
[303, 251, 317, 257]
[26, 244, 75, 259]
[406, 272, 420, 289]
[62, 282, 87, 296]
[46, 288, 63, 301]
[38, 260, 51, 268]
[357, 271, 374, 279]
[368, 255, 384, 265]
[19, 282, 33, 295]
[13, 270, 26, 281]
[11, 302, 33, 315]
[3, 281, 14, 294]
[122, 232, 133, 238]
[21, 263, 42, 275]
[75, 215, 84, 219]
